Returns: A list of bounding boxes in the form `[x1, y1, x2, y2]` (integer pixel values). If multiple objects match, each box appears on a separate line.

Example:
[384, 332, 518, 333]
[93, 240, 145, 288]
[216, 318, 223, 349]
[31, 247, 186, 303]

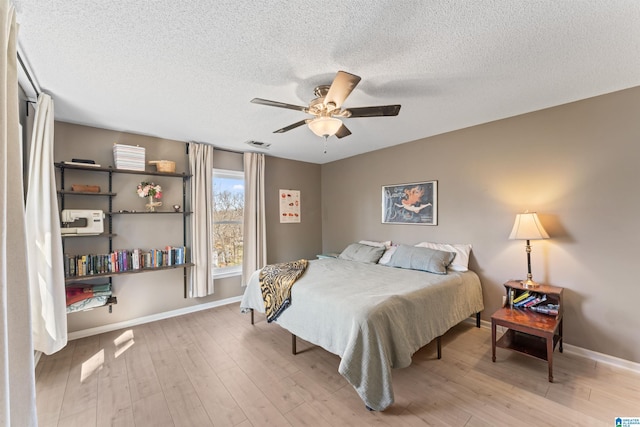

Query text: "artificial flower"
[137, 182, 162, 199]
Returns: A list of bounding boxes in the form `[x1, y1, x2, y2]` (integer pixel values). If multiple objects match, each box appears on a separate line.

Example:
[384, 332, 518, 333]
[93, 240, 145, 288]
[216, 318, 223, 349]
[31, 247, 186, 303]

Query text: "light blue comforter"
[240, 258, 484, 411]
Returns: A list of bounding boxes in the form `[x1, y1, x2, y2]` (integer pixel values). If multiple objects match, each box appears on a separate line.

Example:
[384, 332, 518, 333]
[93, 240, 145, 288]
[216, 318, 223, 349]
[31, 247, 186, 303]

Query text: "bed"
[240, 254, 484, 411]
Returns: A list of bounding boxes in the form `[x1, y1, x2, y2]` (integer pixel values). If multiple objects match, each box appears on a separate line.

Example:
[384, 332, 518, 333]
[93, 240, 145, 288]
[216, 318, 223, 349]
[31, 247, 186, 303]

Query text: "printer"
[60, 210, 105, 235]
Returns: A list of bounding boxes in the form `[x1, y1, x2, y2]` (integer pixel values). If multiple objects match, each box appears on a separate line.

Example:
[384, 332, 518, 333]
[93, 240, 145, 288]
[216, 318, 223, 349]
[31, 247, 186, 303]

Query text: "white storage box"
[113, 144, 145, 171]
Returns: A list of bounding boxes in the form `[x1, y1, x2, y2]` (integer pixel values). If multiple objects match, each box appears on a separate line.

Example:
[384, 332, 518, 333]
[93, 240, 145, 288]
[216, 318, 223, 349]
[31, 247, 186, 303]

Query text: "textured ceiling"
[12, 0, 640, 164]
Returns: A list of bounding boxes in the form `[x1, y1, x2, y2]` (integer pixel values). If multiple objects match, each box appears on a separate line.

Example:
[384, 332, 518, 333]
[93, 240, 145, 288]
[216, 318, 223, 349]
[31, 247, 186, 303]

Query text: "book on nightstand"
[529, 304, 559, 316]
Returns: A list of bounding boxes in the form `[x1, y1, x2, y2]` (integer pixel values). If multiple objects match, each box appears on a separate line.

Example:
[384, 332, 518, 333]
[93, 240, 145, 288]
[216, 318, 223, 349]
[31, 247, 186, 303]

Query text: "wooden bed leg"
[476, 312, 481, 328]
[437, 336, 442, 359]
[250, 309, 254, 325]
[292, 334, 297, 355]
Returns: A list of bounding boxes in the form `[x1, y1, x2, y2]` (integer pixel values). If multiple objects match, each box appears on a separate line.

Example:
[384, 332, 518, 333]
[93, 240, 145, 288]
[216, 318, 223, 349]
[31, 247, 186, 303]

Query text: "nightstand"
[491, 280, 564, 382]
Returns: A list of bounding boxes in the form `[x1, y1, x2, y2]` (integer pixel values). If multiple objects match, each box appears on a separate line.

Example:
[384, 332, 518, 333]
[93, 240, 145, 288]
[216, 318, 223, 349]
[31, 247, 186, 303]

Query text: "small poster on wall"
[279, 189, 301, 223]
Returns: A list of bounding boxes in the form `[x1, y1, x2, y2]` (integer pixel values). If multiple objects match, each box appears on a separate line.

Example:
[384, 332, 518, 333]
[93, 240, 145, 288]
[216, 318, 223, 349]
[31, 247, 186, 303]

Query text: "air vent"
[244, 140, 271, 149]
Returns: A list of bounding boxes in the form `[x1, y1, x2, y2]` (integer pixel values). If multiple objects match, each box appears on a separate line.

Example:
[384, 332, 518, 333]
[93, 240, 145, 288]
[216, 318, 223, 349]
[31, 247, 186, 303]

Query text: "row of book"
[512, 291, 546, 308]
[511, 291, 560, 316]
[65, 246, 188, 278]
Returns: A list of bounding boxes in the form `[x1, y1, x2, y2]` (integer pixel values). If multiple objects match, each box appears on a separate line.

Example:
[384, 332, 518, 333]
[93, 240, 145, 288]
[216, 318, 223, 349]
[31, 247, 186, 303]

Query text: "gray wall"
[54, 123, 321, 333]
[321, 86, 640, 363]
[265, 156, 322, 263]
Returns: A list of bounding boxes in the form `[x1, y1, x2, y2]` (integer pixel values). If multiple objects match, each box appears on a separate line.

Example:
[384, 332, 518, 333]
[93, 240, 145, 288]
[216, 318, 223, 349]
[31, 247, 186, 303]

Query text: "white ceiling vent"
[244, 140, 271, 149]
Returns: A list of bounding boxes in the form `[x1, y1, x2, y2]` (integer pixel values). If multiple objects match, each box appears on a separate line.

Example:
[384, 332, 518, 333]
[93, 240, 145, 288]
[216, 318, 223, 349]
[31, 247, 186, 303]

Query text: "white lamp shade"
[308, 116, 342, 137]
[509, 212, 549, 240]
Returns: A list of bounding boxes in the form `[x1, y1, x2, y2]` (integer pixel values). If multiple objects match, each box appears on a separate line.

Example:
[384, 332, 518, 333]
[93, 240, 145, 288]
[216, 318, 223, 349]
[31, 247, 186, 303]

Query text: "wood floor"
[36, 303, 639, 426]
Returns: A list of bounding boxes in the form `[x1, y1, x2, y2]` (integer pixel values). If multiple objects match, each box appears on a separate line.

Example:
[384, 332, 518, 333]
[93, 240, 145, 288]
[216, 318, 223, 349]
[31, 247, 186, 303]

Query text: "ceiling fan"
[251, 71, 401, 143]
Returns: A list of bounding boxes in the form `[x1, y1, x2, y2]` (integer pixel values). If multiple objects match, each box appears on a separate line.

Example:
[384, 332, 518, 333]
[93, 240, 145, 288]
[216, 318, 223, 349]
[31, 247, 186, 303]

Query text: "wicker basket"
[148, 160, 176, 173]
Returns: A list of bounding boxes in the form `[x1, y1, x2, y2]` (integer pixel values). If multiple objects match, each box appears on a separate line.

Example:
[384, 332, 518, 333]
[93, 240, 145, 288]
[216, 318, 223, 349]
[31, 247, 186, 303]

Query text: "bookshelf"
[56, 162, 192, 313]
[491, 280, 564, 382]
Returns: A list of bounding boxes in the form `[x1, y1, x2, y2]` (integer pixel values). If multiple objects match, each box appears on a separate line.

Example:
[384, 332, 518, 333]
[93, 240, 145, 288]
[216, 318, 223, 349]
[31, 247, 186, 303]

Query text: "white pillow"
[378, 245, 398, 265]
[359, 240, 392, 248]
[414, 242, 472, 272]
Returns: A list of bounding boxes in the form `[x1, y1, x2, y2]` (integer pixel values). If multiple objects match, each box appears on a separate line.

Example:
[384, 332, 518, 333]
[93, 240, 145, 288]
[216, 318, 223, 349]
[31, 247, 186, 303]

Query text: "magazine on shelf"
[62, 161, 101, 167]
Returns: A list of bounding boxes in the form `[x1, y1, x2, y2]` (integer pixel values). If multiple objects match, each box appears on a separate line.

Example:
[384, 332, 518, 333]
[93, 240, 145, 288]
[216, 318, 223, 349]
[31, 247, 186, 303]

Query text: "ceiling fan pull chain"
[323, 135, 328, 154]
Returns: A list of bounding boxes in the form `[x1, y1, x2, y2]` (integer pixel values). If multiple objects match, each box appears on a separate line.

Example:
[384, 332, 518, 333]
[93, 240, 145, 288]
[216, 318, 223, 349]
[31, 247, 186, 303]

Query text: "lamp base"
[520, 278, 541, 288]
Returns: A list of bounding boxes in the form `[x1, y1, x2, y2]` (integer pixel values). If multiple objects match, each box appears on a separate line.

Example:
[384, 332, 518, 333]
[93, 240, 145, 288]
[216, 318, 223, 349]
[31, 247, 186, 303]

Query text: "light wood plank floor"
[36, 303, 640, 426]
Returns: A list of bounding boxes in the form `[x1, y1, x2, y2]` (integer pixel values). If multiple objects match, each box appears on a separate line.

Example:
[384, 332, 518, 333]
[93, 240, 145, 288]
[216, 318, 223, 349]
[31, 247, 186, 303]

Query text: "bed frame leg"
[292, 334, 297, 355]
[437, 336, 442, 359]
[250, 309, 254, 325]
[476, 312, 481, 328]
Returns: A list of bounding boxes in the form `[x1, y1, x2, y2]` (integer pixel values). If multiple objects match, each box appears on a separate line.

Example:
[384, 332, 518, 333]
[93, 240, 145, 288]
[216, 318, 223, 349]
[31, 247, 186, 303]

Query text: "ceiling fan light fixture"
[308, 116, 342, 137]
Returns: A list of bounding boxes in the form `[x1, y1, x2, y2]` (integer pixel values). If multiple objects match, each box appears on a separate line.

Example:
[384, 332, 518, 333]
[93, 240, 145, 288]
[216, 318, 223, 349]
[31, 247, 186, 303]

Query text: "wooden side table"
[491, 281, 564, 382]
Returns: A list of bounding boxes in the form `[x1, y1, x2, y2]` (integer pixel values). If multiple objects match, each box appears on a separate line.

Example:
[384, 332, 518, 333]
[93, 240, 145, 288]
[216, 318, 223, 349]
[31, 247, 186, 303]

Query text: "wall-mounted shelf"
[65, 262, 195, 284]
[57, 190, 117, 196]
[108, 211, 192, 215]
[61, 233, 117, 238]
[56, 160, 192, 312]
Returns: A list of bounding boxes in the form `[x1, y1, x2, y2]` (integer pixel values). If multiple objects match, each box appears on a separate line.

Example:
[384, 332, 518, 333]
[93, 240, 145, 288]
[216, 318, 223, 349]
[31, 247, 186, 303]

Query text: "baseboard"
[474, 317, 640, 375]
[67, 296, 243, 341]
[561, 343, 640, 373]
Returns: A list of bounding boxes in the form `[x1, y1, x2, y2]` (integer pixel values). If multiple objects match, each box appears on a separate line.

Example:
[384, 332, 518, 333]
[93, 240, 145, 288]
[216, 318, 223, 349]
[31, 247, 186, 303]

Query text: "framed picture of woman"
[381, 181, 437, 225]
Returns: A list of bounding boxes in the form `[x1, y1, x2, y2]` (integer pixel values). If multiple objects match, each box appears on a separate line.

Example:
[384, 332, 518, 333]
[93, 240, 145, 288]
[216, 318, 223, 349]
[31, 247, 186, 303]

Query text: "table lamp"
[509, 211, 549, 288]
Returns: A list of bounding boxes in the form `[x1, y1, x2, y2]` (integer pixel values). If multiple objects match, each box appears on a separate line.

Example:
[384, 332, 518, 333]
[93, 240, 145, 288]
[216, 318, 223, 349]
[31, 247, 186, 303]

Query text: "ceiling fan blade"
[347, 105, 401, 118]
[335, 124, 352, 139]
[273, 119, 307, 133]
[251, 98, 307, 112]
[324, 71, 361, 109]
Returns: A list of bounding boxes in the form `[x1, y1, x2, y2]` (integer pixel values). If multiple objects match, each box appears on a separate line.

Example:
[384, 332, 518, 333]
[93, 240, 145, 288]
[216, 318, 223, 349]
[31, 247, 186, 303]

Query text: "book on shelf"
[514, 294, 549, 308]
[524, 294, 547, 307]
[513, 295, 537, 307]
[512, 291, 530, 304]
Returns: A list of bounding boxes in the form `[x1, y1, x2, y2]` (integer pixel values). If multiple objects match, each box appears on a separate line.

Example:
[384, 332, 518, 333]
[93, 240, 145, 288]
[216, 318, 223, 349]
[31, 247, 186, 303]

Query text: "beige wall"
[265, 156, 323, 263]
[321, 86, 640, 363]
[54, 123, 322, 333]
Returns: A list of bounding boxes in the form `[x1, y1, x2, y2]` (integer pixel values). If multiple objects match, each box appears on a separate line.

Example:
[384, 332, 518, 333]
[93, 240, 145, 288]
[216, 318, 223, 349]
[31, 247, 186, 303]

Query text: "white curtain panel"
[26, 93, 67, 355]
[0, 1, 38, 425]
[242, 152, 266, 286]
[188, 142, 215, 297]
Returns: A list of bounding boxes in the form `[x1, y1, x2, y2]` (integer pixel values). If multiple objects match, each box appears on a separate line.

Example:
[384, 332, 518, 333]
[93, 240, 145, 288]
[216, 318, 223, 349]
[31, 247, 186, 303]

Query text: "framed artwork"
[279, 189, 300, 223]
[381, 180, 438, 225]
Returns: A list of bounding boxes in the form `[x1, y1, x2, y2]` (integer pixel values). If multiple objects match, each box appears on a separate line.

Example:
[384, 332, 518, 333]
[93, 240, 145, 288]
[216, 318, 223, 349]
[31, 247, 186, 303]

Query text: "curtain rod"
[17, 50, 41, 97]
[214, 146, 244, 155]
[188, 141, 244, 155]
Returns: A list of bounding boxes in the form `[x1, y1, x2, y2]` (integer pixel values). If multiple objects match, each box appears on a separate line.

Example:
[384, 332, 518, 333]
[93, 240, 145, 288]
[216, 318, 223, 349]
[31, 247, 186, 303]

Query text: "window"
[212, 169, 244, 277]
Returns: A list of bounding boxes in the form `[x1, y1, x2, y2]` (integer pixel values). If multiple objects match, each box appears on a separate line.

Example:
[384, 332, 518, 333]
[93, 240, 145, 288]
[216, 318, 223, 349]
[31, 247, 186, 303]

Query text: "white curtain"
[242, 152, 266, 286]
[0, 1, 38, 425]
[188, 142, 215, 297]
[25, 92, 67, 355]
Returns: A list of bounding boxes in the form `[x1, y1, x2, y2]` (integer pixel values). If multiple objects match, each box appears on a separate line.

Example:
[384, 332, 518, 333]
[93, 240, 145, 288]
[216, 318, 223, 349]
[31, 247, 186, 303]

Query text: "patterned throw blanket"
[259, 259, 308, 322]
